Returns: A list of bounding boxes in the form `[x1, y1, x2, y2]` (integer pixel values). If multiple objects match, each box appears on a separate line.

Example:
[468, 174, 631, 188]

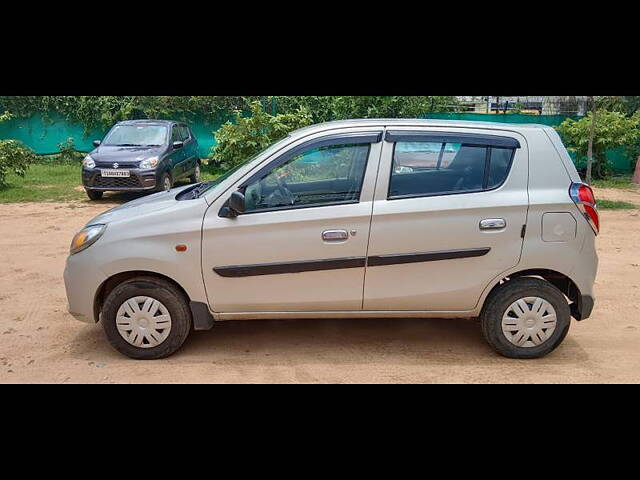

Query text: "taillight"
[570, 182, 599, 234]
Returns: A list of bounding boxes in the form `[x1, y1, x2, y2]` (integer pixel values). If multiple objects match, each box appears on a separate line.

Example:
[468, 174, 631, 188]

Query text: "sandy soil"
[0, 193, 639, 384]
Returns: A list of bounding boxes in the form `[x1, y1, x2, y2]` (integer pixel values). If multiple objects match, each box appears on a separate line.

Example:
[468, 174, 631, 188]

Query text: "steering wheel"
[274, 174, 296, 206]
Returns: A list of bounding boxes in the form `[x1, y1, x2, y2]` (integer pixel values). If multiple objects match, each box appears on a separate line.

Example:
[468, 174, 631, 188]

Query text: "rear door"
[363, 127, 529, 312]
[201, 130, 383, 313]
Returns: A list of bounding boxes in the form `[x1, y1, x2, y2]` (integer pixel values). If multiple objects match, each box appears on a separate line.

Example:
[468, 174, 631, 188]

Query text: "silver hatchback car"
[64, 119, 599, 360]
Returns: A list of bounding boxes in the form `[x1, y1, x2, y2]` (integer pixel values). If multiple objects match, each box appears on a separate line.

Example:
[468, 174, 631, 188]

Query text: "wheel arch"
[480, 268, 584, 320]
[93, 270, 191, 323]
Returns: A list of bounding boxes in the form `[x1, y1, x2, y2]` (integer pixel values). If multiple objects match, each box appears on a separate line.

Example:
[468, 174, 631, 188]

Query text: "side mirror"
[93, 140, 101, 147]
[229, 191, 246, 214]
[173, 141, 184, 150]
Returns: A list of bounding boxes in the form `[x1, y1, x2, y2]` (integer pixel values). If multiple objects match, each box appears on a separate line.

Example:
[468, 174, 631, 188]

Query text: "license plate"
[101, 170, 130, 178]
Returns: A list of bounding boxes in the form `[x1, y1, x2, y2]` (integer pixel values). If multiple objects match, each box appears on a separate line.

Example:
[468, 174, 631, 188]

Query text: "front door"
[363, 127, 529, 312]
[202, 131, 383, 313]
[168, 124, 185, 177]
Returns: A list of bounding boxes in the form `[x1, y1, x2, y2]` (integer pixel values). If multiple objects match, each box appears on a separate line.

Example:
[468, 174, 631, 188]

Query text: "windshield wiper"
[190, 182, 214, 199]
[114, 143, 141, 147]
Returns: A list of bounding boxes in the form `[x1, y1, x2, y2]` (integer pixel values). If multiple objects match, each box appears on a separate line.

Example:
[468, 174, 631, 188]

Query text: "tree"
[557, 110, 640, 181]
[211, 101, 313, 170]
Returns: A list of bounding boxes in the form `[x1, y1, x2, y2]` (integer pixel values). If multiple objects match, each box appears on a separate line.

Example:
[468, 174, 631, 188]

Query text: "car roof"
[115, 119, 183, 126]
[290, 118, 553, 138]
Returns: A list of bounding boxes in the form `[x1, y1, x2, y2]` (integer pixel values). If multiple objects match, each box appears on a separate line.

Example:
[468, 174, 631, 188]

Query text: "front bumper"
[64, 252, 108, 324]
[83, 167, 159, 191]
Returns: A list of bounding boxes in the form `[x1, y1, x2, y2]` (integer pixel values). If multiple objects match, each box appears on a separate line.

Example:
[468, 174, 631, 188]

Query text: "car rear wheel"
[101, 276, 192, 359]
[480, 277, 571, 359]
[86, 189, 103, 201]
[189, 162, 201, 183]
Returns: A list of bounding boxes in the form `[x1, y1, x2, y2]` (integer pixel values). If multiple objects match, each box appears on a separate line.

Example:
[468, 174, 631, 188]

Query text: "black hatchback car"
[82, 120, 201, 200]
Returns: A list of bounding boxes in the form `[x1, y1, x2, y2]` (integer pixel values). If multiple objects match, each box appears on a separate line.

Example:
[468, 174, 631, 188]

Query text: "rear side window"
[389, 141, 515, 199]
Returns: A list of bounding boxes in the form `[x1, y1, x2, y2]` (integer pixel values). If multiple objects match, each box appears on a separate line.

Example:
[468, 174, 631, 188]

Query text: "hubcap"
[501, 296, 557, 348]
[195, 165, 201, 180]
[116, 296, 172, 349]
[164, 177, 171, 191]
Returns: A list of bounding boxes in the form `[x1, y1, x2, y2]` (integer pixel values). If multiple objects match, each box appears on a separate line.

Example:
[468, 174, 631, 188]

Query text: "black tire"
[480, 277, 571, 359]
[157, 172, 172, 192]
[86, 189, 103, 201]
[101, 276, 192, 360]
[189, 162, 201, 184]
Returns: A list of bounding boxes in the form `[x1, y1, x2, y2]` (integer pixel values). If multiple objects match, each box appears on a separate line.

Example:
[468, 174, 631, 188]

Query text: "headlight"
[140, 156, 159, 169]
[83, 155, 95, 169]
[70, 224, 106, 255]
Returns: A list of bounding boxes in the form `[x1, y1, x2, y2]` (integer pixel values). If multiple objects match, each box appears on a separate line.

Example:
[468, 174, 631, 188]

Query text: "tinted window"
[171, 126, 181, 143]
[244, 143, 370, 212]
[487, 147, 514, 189]
[389, 141, 514, 198]
[180, 125, 190, 141]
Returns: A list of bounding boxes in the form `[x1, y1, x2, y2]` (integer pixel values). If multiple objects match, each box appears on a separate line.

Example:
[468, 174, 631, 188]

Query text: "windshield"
[103, 124, 168, 147]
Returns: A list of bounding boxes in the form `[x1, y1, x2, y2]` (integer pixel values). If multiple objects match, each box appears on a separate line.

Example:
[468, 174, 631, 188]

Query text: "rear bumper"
[572, 294, 595, 321]
[83, 168, 159, 191]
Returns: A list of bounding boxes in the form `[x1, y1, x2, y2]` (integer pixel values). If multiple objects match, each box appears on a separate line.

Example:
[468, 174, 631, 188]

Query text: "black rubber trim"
[240, 131, 382, 188]
[385, 131, 521, 148]
[189, 301, 215, 330]
[214, 257, 366, 278]
[572, 294, 594, 321]
[367, 248, 491, 267]
[213, 248, 491, 278]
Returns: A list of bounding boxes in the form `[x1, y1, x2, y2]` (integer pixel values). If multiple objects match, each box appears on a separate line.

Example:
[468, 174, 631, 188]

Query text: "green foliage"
[0, 111, 12, 123]
[592, 175, 635, 190]
[597, 199, 637, 210]
[211, 101, 313, 169]
[273, 96, 460, 122]
[557, 111, 640, 179]
[0, 96, 257, 134]
[56, 137, 85, 163]
[0, 140, 38, 187]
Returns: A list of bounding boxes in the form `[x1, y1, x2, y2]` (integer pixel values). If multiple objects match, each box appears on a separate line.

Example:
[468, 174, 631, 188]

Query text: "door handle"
[322, 230, 349, 242]
[480, 218, 507, 230]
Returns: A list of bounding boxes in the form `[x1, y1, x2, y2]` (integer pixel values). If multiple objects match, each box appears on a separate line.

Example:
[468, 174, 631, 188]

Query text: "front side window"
[103, 124, 168, 147]
[389, 141, 515, 198]
[244, 143, 370, 212]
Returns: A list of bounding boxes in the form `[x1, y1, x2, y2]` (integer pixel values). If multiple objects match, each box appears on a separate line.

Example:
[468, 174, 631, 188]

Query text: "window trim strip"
[385, 131, 521, 149]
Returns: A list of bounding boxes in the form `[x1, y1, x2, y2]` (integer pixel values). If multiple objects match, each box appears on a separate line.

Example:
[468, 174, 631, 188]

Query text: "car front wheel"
[157, 173, 172, 192]
[101, 276, 192, 359]
[189, 162, 201, 183]
[86, 189, 103, 201]
[480, 277, 571, 359]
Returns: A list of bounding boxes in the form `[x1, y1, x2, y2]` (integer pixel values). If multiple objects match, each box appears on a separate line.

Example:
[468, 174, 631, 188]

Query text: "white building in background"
[457, 96, 589, 115]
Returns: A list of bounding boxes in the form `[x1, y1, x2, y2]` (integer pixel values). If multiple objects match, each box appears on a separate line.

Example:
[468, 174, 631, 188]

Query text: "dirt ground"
[0, 188, 639, 383]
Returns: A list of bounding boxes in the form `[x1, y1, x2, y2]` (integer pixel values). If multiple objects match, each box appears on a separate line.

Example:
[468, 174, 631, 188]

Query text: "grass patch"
[598, 199, 638, 210]
[0, 160, 223, 203]
[0, 162, 85, 203]
[592, 175, 636, 189]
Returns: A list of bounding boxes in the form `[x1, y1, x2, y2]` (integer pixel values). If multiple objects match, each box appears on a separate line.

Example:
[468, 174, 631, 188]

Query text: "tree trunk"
[586, 97, 597, 184]
[633, 154, 640, 185]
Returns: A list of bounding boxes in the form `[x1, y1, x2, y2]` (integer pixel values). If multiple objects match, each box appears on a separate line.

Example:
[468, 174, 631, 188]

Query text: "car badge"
[113, 163, 119, 169]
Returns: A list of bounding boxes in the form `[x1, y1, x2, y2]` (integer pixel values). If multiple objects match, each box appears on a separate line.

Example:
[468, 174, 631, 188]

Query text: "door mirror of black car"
[173, 141, 184, 150]
[229, 190, 246, 215]
[93, 140, 101, 147]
